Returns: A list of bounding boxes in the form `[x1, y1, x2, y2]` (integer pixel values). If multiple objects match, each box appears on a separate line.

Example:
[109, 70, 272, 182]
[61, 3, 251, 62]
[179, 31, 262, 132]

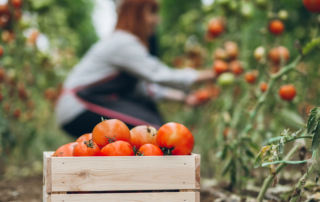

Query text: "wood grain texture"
[195, 192, 200, 202]
[49, 192, 198, 202]
[50, 155, 196, 192]
[44, 152, 52, 193]
[194, 154, 201, 189]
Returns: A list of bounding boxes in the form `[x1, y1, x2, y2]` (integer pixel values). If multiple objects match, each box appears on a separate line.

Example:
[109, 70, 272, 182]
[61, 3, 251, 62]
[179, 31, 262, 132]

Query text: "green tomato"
[241, 3, 254, 19]
[218, 73, 235, 87]
[278, 10, 289, 21]
[255, 0, 267, 9]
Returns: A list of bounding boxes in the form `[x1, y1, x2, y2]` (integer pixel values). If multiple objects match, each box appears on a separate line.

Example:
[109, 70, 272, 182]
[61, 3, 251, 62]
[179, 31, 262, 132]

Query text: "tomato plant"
[156, 122, 194, 155]
[230, 60, 243, 76]
[207, 18, 225, 37]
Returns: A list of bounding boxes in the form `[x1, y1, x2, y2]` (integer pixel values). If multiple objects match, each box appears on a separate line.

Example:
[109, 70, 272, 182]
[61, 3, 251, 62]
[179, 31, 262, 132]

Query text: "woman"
[56, 0, 215, 137]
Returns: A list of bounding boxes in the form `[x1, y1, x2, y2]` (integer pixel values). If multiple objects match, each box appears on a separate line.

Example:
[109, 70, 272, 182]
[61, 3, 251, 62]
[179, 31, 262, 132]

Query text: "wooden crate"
[43, 152, 200, 202]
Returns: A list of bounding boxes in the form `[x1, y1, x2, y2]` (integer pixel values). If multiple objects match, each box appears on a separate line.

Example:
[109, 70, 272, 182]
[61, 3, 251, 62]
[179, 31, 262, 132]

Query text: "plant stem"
[257, 142, 302, 202]
[241, 55, 302, 136]
[290, 149, 318, 202]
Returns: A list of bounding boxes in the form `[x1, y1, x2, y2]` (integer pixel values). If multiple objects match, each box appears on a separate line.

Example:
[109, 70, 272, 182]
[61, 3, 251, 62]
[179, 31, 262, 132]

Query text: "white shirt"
[55, 30, 199, 126]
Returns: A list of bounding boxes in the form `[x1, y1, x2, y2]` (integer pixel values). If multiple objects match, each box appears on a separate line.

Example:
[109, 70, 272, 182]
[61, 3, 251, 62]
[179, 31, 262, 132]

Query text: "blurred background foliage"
[0, 1, 319, 196]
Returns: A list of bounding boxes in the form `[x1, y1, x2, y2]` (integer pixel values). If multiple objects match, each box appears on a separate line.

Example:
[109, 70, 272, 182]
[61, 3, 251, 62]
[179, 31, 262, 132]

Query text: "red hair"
[115, 0, 159, 48]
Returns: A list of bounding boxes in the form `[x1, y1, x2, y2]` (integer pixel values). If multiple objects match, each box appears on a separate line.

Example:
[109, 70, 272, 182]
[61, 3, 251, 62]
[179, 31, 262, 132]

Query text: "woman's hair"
[115, 0, 159, 48]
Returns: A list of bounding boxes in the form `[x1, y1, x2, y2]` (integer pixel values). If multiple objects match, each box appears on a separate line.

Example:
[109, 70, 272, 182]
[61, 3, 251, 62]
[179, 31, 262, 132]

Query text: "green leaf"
[254, 146, 271, 168]
[262, 160, 307, 167]
[222, 158, 232, 176]
[221, 145, 228, 160]
[268, 136, 283, 143]
[280, 109, 305, 128]
[245, 149, 255, 158]
[311, 124, 320, 151]
[303, 38, 320, 55]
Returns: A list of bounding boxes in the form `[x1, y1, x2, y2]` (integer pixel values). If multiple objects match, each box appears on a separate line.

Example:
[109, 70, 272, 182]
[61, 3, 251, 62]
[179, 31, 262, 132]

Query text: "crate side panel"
[50, 192, 197, 202]
[51, 156, 196, 192]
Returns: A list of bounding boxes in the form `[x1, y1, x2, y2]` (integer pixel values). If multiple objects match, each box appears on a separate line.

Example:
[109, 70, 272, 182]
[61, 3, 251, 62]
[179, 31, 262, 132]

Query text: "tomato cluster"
[53, 120, 195, 157]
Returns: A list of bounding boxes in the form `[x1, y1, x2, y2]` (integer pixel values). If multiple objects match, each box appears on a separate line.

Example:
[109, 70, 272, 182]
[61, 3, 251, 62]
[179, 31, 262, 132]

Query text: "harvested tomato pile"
[53, 120, 194, 157]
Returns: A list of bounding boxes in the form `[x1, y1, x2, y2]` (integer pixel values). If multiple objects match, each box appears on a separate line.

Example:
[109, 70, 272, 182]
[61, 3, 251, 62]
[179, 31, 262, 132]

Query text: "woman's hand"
[185, 90, 211, 107]
[195, 69, 216, 83]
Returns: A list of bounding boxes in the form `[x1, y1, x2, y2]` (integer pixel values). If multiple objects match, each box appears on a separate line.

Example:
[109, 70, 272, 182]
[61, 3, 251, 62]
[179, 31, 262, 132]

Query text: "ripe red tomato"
[194, 89, 211, 103]
[92, 119, 131, 148]
[100, 141, 134, 156]
[73, 139, 100, 156]
[53, 142, 78, 157]
[0, 68, 5, 82]
[13, 108, 21, 119]
[0, 46, 4, 57]
[76, 133, 92, 143]
[230, 60, 244, 76]
[303, 0, 320, 13]
[213, 60, 229, 75]
[268, 46, 290, 64]
[138, 144, 163, 156]
[156, 123, 194, 155]
[130, 126, 158, 150]
[260, 82, 268, 92]
[11, 0, 22, 8]
[245, 72, 257, 84]
[208, 18, 224, 37]
[279, 84, 296, 101]
[269, 20, 285, 35]
[224, 41, 239, 60]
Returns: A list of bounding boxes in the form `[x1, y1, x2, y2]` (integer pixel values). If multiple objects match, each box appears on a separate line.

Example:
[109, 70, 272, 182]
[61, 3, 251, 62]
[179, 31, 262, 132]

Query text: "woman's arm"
[108, 39, 215, 89]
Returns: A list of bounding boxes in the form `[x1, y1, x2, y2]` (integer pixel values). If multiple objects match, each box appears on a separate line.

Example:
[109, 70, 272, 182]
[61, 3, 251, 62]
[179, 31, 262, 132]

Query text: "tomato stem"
[84, 139, 96, 149]
[160, 147, 174, 155]
[105, 135, 117, 143]
[133, 146, 144, 156]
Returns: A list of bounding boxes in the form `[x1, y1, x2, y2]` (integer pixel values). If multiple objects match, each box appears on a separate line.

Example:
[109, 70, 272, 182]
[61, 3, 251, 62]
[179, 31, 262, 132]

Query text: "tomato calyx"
[160, 147, 174, 156]
[84, 139, 96, 149]
[133, 146, 144, 156]
[105, 135, 117, 143]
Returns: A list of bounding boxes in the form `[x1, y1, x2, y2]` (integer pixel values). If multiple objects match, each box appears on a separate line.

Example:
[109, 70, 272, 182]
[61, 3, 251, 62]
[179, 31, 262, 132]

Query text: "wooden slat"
[50, 155, 196, 192]
[44, 152, 53, 193]
[195, 192, 200, 202]
[49, 192, 198, 202]
[194, 154, 201, 189]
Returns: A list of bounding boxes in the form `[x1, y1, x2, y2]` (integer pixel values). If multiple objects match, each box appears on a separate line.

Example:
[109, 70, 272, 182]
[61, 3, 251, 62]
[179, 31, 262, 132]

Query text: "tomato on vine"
[156, 122, 194, 155]
[138, 144, 163, 156]
[213, 60, 229, 75]
[73, 139, 100, 156]
[279, 84, 296, 101]
[224, 41, 239, 60]
[208, 18, 224, 37]
[268, 46, 290, 64]
[245, 72, 257, 84]
[194, 89, 211, 103]
[130, 125, 158, 150]
[53, 142, 78, 157]
[0, 45, 4, 57]
[260, 82, 268, 92]
[100, 141, 134, 156]
[230, 60, 243, 76]
[303, 0, 320, 13]
[11, 0, 23, 8]
[218, 73, 235, 87]
[92, 119, 131, 148]
[269, 20, 285, 35]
